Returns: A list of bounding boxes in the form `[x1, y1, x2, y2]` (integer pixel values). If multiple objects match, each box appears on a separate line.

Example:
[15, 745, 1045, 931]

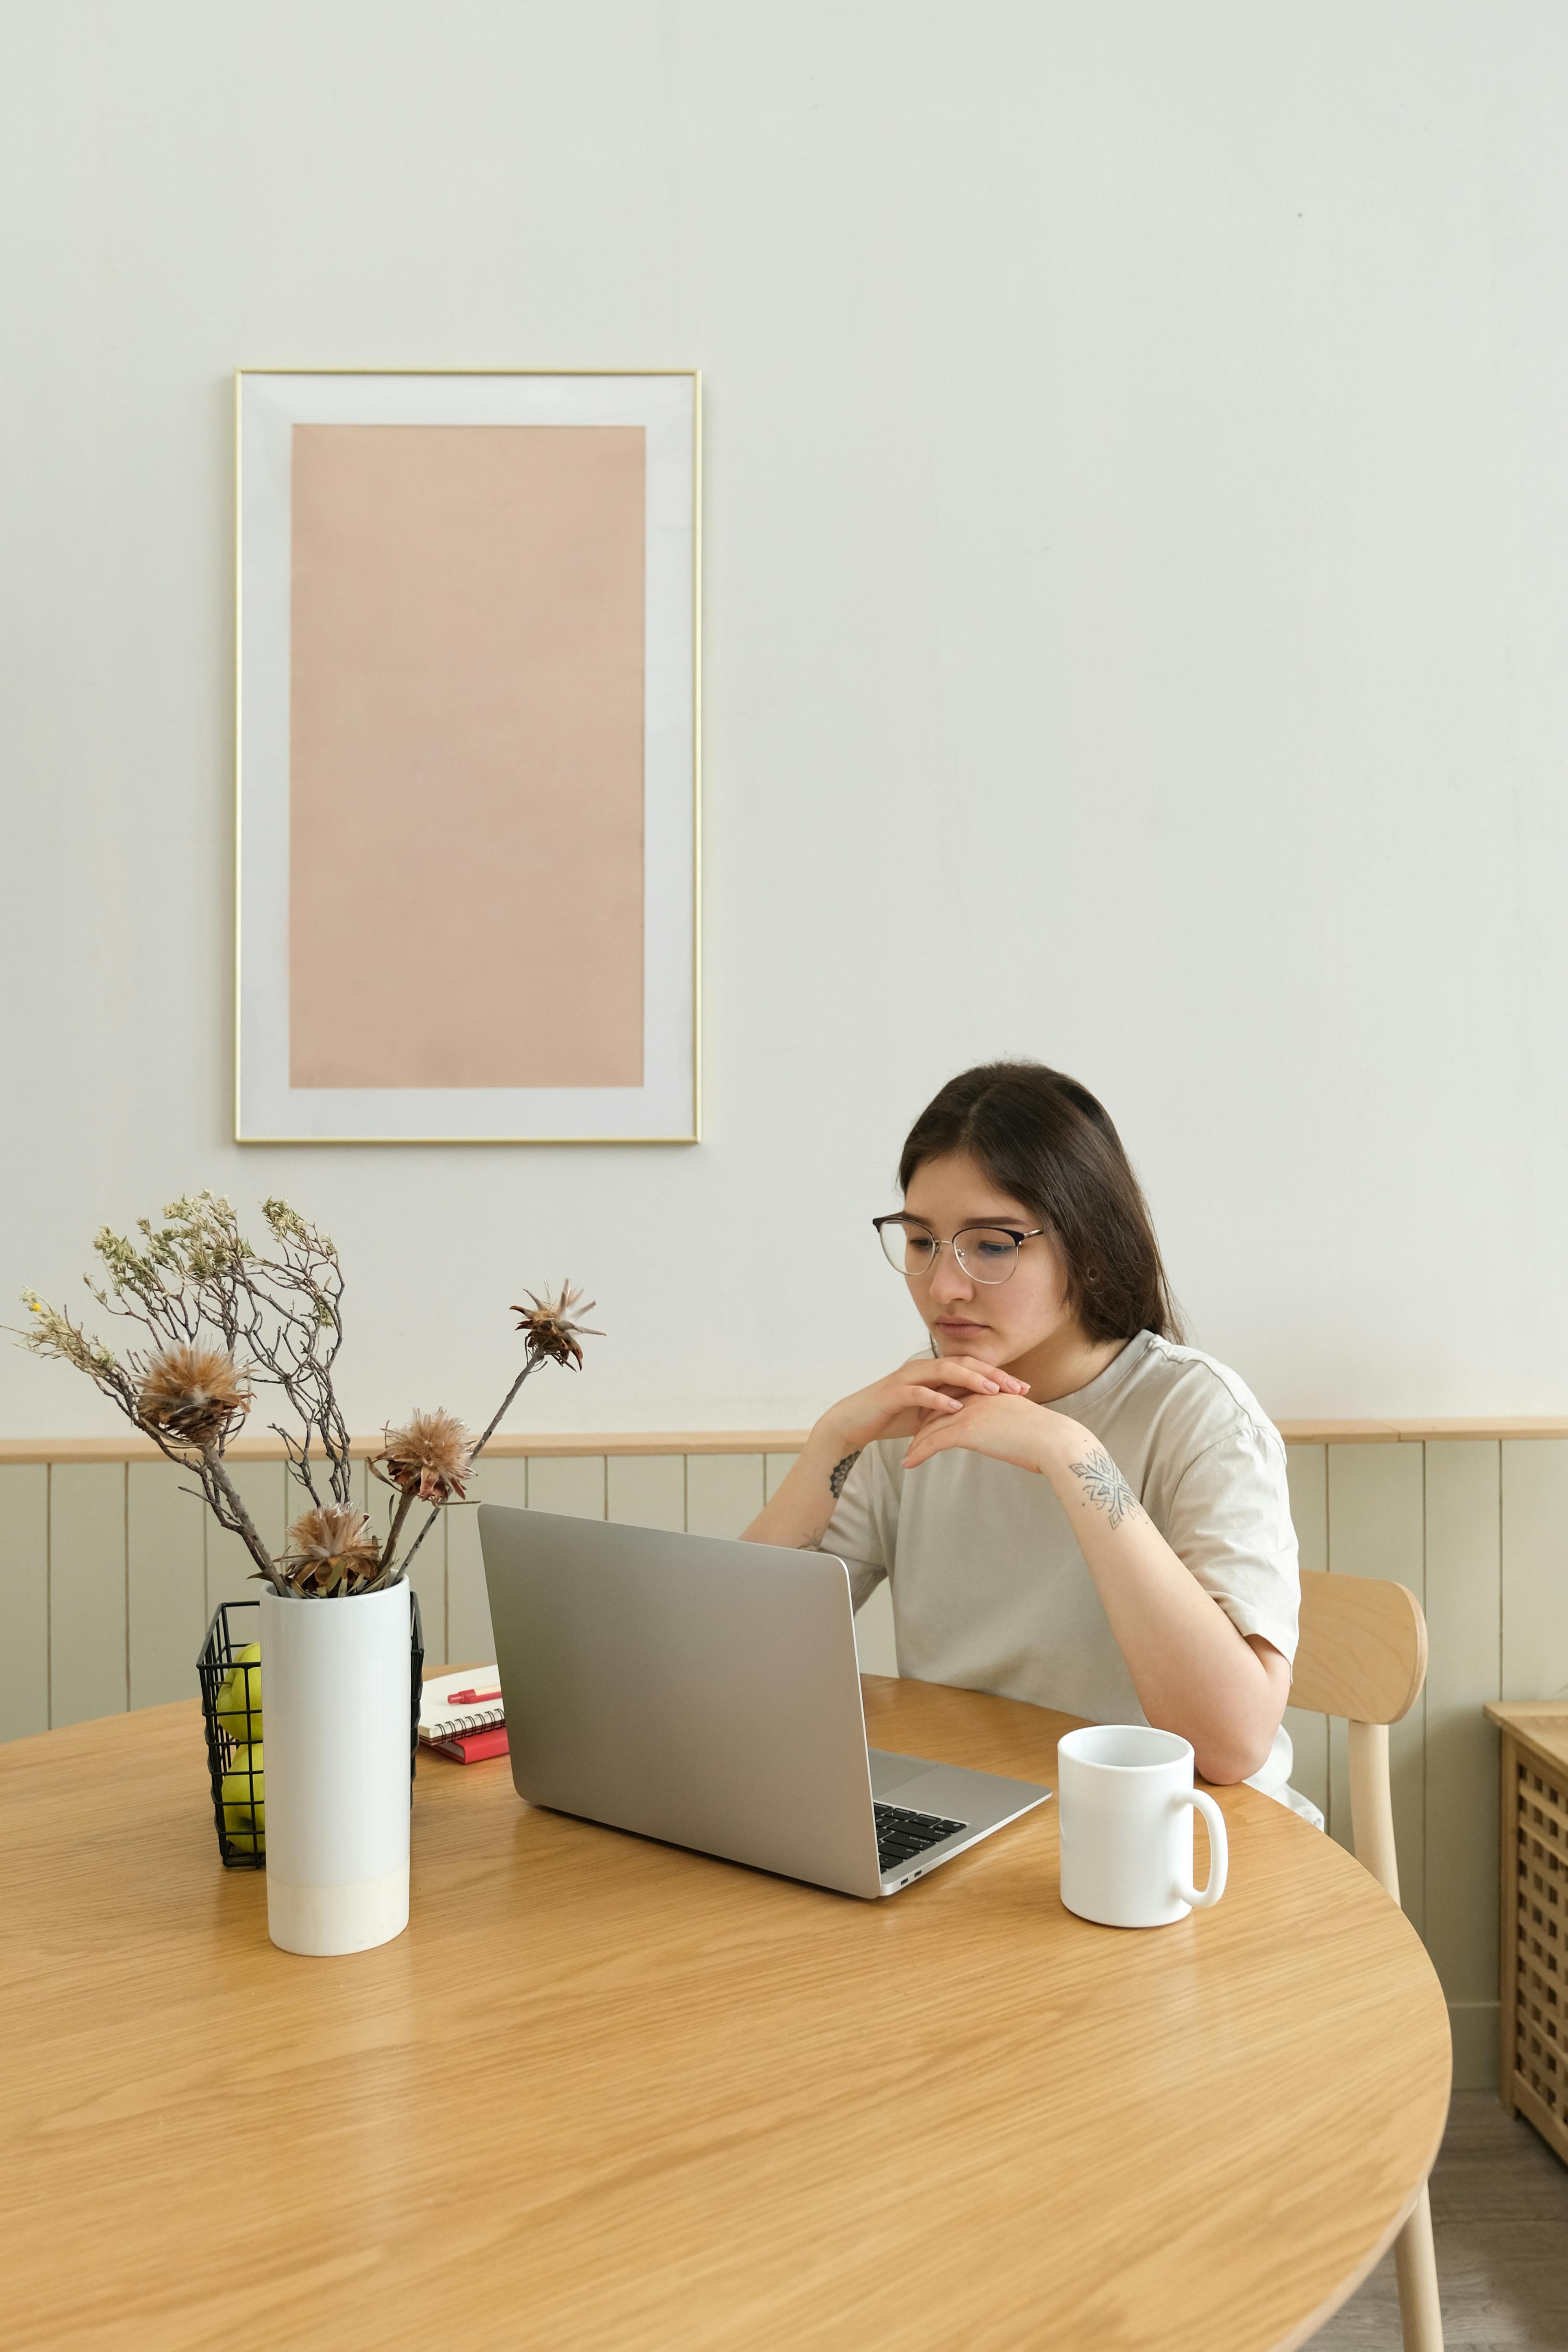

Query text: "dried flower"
[278, 1505, 382, 1597]
[137, 1343, 252, 1450]
[510, 1282, 602, 1372]
[378, 1408, 475, 1503]
[18, 1294, 118, 1381]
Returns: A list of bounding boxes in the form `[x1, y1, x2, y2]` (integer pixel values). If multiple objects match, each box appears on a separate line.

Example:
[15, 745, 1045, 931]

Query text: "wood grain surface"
[1291, 1571, 1428, 1726]
[0, 1678, 1451, 2352]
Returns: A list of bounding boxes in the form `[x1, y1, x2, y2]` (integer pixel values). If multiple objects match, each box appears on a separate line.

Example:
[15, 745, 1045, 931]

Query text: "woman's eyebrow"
[907, 1214, 1031, 1230]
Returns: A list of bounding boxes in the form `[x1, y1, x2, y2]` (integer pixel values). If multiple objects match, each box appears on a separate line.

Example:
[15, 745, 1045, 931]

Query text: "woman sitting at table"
[744, 1059, 1314, 1818]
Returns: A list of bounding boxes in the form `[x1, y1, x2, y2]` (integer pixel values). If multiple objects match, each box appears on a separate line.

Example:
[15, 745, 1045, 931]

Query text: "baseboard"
[1448, 2001, 1499, 2090]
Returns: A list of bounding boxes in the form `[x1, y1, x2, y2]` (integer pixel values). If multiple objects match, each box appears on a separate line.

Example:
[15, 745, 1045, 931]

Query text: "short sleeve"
[1159, 1421, 1300, 1663]
[819, 1443, 900, 1612]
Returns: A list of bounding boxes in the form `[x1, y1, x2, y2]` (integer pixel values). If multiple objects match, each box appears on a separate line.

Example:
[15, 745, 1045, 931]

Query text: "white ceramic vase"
[259, 1580, 412, 1957]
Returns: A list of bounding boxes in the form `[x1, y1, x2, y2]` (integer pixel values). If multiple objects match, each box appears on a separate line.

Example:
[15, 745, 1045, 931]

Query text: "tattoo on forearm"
[828, 1450, 861, 1501]
[1069, 1447, 1142, 1529]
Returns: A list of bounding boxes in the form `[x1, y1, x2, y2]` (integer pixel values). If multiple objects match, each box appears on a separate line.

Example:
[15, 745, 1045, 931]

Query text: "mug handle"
[1173, 1790, 1229, 1909]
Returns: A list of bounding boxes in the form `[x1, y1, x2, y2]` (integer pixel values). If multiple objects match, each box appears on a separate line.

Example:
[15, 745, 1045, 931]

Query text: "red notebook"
[418, 1667, 508, 1763]
[428, 1725, 510, 1764]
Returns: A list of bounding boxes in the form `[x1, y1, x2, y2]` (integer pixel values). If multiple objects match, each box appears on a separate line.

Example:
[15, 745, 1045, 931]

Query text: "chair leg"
[1393, 2180, 1442, 2351]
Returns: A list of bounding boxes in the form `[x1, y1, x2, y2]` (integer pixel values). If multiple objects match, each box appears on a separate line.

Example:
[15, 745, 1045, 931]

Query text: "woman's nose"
[929, 1247, 974, 1303]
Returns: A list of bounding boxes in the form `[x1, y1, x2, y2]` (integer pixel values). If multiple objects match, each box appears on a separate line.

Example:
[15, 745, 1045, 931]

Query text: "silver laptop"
[478, 1505, 1051, 1899]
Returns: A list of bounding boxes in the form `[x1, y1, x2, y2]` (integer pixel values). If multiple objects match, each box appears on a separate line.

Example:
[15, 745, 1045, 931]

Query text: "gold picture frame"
[235, 368, 700, 1144]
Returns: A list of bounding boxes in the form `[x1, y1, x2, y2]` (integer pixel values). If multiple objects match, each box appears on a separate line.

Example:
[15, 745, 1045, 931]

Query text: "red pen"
[446, 1686, 502, 1705]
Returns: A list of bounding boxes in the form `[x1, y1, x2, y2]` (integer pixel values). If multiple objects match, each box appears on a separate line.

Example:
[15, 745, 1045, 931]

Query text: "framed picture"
[235, 369, 700, 1143]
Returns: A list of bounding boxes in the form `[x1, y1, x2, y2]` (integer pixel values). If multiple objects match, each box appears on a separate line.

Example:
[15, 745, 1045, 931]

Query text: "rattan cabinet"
[1486, 1701, 1568, 2163]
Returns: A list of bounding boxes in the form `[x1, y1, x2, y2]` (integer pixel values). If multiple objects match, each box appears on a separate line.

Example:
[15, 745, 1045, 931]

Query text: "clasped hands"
[820, 1354, 1077, 1478]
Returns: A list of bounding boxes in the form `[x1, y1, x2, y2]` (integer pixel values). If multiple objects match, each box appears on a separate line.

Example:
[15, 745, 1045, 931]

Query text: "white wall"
[3, 1, 1567, 1436]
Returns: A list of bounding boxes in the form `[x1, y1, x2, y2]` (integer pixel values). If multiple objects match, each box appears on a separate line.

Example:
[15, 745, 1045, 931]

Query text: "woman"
[744, 1060, 1311, 1815]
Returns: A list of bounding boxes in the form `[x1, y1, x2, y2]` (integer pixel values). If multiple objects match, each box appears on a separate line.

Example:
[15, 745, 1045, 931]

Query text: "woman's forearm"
[741, 1353, 1024, 1549]
[1036, 1417, 1289, 1783]
[741, 1428, 865, 1549]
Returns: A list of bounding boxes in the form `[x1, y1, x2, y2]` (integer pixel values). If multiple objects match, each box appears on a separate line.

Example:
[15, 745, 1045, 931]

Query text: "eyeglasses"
[872, 1216, 1045, 1285]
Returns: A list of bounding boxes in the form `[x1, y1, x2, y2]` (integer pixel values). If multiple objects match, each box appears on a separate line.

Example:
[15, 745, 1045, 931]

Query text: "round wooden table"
[0, 1676, 1450, 2352]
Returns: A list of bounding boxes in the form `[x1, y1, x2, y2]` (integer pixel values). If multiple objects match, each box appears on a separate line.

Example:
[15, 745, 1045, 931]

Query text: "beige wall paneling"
[764, 1453, 800, 1502]
[1501, 1439, 1568, 1699]
[685, 1453, 766, 1539]
[48, 1462, 127, 1728]
[528, 1455, 608, 1520]
[1423, 1440, 1501, 2089]
[606, 1454, 685, 1531]
[206, 1463, 287, 1619]
[1326, 1443, 1427, 1934]
[355, 1458, 444, 1657]
[405, 1522, 448, 1682]
[399, 1502, 449, 1691]
[853, 1580, 898, 1677]
[127, 1461, 208, 1709]
[0, 1464, 48, 1741]
[1283, 1445, 1329, 1823]
[446, 1458, 527, 1667]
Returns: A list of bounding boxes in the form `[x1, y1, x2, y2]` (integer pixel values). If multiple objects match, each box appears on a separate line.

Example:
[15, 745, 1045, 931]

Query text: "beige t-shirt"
[822, 1328, 1318, 1821]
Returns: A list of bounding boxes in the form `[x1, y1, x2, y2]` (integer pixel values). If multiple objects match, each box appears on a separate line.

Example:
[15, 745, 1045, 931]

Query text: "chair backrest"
[1287, 1571, 1445, 2349]
[1290, 1568, 1427, 1725]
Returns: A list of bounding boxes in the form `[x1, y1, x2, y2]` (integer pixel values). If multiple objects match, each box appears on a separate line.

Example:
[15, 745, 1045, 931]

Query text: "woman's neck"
[1004, 1324, 1127, 1406]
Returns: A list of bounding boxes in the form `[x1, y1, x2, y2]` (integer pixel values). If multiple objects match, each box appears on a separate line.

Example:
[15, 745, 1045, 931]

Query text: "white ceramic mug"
[1057, 1725, 1229, 1928]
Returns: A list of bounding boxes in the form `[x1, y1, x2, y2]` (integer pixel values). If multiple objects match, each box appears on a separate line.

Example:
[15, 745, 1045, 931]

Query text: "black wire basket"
[197, 1590, 426, 1869]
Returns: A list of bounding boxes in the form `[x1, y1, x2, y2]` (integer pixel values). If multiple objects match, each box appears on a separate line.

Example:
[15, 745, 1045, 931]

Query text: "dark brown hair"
[897, 1061, 1184, 1344]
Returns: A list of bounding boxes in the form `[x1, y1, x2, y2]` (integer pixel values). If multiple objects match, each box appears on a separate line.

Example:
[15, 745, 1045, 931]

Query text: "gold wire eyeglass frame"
[871, 1217, 1046, 1285]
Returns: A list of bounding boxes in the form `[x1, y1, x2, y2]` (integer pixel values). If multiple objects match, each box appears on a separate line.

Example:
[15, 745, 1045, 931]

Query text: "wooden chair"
[1290, 1567, 1444, 2352]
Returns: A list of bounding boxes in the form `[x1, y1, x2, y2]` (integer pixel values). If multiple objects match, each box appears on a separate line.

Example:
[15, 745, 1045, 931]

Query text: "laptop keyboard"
[875, 1802, 968, 1875]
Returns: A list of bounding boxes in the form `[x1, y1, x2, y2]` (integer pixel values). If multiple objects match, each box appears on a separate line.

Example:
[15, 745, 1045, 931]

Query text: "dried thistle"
[378, 1409, 475, 1504]
[278, 1505, 383, 1598]
[137, 1343, 252, 1451]
[395, 1282, 604, 1581]
[84, 1192, 352, 1511]
[511, 1283, 602, 1372]
[19, 1208, 605, 1599]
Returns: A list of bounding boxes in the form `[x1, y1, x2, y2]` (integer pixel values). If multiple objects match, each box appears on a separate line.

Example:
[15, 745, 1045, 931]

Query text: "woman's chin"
[932, 1323, 1006, 1357]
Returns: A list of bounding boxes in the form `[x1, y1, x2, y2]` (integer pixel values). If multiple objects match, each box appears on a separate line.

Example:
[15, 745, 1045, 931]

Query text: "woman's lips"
[937, 1319, 987, 1335]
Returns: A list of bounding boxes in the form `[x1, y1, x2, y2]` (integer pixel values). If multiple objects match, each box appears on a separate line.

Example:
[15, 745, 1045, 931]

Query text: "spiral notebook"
[418, 1667, 509, 1762]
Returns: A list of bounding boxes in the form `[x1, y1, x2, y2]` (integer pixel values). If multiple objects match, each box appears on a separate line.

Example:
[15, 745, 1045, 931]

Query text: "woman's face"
[899, 1151, 1080, 1371]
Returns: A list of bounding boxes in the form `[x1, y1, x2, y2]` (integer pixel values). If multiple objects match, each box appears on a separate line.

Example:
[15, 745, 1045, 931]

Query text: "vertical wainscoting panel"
[1424, 1441, 1502, 2087]
[607, 1455, 685, 1531]
[48, 1462, 127, 1728]
[355, 1458, 444, 1653]
[399, 1506, 448, 1686]
[1501, 1440, 1568, 1699]
[127, 1461, 208, 1708]
[1283, 1446, 1329, 1824]
[853, 1580, 899, 1676]
[206, 1463, 287, 1617]
[528, 1456, 608, 1519]
[1327, 1443, 1427, 1933]
[764, 1453, 800, 1502]
[685, 1454, 766, 1539]
[447, 1457, 526, 1667]
[0, 1463, 49, 1741]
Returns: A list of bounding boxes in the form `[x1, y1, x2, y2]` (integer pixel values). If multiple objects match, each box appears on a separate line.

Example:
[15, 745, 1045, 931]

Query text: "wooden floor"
[1308, 2095, 1568, 2350]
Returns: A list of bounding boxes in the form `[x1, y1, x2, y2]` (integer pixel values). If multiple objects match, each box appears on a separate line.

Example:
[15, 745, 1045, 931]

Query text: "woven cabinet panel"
[1511, 1750, 1568, 2161]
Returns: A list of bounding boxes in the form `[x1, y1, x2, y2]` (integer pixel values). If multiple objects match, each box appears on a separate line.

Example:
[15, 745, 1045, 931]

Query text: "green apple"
[221, 1740, 265, 1854]
[215, 1641, 262, 1745]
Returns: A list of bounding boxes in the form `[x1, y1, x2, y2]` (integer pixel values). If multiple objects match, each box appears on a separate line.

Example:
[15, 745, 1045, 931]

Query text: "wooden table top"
[0, 1677, 1450, 2352]
[1485, 1697, 1568, 1774]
